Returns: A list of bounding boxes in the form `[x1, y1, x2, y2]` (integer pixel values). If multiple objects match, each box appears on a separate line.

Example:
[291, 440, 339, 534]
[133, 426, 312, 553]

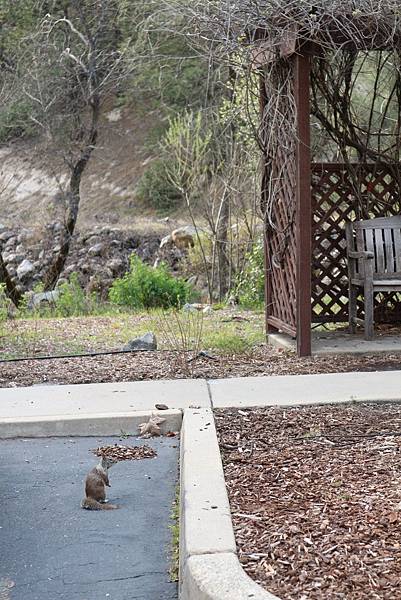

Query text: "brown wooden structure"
[259, 31, 401, 356]
[346, 216, 401, 340]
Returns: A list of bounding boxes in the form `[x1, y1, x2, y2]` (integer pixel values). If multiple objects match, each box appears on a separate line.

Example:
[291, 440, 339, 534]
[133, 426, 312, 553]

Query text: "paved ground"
[0, 436, 178, 600]
[269, 330, 401, 355]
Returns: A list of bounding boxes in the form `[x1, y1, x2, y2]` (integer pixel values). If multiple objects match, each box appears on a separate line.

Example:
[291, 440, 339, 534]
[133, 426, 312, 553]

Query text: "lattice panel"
[265, 62, 297, 333]
[312, 163, 401, 323]
[267, 147, 297, 331]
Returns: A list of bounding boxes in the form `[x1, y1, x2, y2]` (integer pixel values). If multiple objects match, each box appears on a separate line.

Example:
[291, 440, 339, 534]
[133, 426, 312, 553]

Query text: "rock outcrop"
[0, 222, 189, 299]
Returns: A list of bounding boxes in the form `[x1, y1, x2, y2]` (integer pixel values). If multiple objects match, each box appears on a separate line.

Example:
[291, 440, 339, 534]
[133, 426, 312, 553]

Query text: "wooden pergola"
[256, 20, 401, 356]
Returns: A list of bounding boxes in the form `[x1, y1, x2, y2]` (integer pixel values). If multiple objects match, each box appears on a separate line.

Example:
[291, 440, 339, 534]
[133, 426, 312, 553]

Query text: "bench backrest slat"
[394, 228, 401, 271]
[348, 215, 401, 278]
[384, 228, 395, 273]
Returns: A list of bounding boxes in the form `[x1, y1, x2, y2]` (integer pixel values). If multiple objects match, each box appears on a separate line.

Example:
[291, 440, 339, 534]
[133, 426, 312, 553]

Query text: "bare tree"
[18, 1, 126, 291]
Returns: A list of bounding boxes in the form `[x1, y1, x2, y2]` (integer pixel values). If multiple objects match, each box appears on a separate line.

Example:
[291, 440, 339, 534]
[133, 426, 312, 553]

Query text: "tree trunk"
[216, 195, 230, 300]
[0, 251, 22, 306]
[43, 101, 99, 291]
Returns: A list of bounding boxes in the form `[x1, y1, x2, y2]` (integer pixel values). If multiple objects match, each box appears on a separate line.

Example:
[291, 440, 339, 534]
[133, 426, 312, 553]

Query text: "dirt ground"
[0, 345, 400, 387]
[216, 404, 401, 600]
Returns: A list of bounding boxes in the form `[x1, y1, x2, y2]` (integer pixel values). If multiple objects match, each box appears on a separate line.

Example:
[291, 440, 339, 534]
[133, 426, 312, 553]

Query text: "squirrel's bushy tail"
[81, 497, 119, 511]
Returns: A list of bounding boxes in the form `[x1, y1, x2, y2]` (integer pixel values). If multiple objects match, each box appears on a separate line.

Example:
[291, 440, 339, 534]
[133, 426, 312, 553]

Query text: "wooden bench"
[346, 216, 401, 340]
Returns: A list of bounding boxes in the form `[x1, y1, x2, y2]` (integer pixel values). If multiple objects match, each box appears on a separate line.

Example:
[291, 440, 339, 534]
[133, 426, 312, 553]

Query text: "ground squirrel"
[81, 456, 119, 510]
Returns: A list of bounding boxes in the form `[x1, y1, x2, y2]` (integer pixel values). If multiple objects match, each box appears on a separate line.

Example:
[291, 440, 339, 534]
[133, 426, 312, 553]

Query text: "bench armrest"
[348, 250, 374, 260]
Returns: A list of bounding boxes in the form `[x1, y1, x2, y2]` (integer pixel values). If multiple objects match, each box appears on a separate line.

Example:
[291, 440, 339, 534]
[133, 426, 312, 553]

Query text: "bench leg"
[348, 284, 357, 334]
[364, 283, 374, 340]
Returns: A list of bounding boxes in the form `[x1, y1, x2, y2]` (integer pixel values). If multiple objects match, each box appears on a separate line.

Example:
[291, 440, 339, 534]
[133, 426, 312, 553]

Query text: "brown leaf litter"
[0, 346, 400, 387]
[216, 404, 401, 600]
[91, 443, 157, 461]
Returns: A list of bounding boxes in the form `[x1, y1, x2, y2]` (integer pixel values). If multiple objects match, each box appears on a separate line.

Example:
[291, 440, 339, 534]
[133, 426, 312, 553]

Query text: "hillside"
[0, 103, 183, 233]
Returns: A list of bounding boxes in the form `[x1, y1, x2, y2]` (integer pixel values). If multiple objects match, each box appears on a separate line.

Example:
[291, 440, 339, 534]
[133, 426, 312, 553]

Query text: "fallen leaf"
[138, 416, 166, 437]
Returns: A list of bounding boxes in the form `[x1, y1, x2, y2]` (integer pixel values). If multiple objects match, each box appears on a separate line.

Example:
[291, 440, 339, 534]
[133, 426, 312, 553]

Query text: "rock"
[160, 234, 173, 249]
[63, 264, 77, 275]
[88, 243, 105, 257]
[0, 231, 14, 242]
[183, 303, 211, 313]
[17, 228, 40, 245]
[203, 305, 213, 314]
[108, 258, 124, 274]
[80, 263, 90, 273]
[3, 253, 16, 264]
[182, 303, 198, 313]
[4, 236, 16, 248]
[123, 332, 157, 352]
[16, 259, 35, 280]
[85, 235, 101, 247]
[100, 267, 114, 279]
[187, 275, 198, 287]
[171, 226, 196, 249]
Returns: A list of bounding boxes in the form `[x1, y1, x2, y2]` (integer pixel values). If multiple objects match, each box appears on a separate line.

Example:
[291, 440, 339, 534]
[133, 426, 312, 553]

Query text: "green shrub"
[0, 284, 9, 322]
[137, 158, 183, 212]
[109, 255, 192, 309]
[55, 273, 98, 317]
[234, 240, 265, 308]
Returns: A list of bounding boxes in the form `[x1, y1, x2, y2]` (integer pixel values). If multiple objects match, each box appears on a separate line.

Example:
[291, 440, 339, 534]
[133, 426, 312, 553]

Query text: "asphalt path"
[0, 436, 178, 600]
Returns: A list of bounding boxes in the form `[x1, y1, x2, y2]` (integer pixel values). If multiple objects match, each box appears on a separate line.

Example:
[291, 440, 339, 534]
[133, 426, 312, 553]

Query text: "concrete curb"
[179, 407, 278, 600]
[0, 409, 182, 438]
[181, 554, 279, 600]
[179, 372, 401, 599]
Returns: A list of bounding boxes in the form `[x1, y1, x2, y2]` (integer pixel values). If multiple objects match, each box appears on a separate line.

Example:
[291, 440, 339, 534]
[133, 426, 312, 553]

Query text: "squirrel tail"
[81, 497, 119, 511]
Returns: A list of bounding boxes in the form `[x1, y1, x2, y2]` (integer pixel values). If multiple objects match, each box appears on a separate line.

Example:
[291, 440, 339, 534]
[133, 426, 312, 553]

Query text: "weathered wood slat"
[353, 216, 401, 229]
[364, 229, 376, 271]
[346, 215, 401, 340]
[384, 228, 395, 273]
[394, 228, 401, 271]
[375, 229, 385, 273]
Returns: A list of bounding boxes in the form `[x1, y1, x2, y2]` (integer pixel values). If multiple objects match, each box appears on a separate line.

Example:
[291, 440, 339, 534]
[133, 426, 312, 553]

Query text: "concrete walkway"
[269, 330, 401, 355]
[0, 372, 400, 434]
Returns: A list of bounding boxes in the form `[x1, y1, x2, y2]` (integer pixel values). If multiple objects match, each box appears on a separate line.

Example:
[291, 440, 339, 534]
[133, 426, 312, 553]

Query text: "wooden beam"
[294, 53, 312, 356]
[267, 316, 296, 338]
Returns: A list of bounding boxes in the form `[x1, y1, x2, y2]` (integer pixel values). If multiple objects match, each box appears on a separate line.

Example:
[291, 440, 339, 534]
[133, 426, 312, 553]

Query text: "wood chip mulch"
[0, 346, 400, 387]
[216, 404, 401, 600]
[91, 443, 157, 461]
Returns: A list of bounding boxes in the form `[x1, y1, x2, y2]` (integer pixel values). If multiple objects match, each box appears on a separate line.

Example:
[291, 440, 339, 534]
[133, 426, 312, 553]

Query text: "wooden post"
[294, 53, 312, 356]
